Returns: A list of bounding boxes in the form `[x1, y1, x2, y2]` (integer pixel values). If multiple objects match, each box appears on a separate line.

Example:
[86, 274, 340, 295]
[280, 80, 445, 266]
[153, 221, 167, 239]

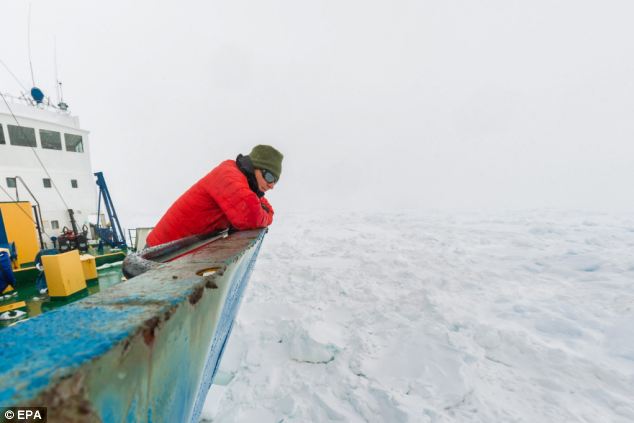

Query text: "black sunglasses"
[261, 168, 278, 184]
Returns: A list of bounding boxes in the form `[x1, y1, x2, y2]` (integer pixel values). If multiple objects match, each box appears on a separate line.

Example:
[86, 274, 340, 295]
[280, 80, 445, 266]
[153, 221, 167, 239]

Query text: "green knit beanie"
[249, 145, 284, 180]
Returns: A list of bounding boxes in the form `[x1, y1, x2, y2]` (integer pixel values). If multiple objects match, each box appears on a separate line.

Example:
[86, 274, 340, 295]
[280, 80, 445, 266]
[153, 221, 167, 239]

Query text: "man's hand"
[260, 197, 273, 215]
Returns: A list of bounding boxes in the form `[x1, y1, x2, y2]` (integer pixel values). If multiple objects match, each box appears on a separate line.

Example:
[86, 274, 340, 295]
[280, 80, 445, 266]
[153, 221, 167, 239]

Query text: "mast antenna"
[54, 37, 62, 101]
[26, 3, 46, 105]
[53, 36, 68, 110]
[27, 3, 36, 87]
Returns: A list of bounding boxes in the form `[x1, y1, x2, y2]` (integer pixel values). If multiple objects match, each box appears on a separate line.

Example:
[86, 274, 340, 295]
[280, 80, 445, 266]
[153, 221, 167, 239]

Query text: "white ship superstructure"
[0, 94, 98, 246]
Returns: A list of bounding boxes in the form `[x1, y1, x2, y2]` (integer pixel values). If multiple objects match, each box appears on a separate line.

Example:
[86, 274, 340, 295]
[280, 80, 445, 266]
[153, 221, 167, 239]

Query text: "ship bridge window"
[51, 220, 59, 230]
[0, 124, 5, 144]
[8, 125, 36, 147]
[6, 177, 16, 188]
[64, 134, 84, 152]
[43, 178, 52, 188]
[40, 129, 62, 150]
[71, 179, 78, 188]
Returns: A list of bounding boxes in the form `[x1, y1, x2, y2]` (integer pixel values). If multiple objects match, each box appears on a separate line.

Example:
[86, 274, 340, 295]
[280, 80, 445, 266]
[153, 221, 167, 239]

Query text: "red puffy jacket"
[146, 160, 274, 246]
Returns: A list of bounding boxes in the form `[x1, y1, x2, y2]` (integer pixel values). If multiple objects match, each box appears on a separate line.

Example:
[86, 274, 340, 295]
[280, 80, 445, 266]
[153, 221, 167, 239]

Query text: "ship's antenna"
[27, 3, 36, 87]
[53, 37, 69, 111]
[54, 37, 61, 103]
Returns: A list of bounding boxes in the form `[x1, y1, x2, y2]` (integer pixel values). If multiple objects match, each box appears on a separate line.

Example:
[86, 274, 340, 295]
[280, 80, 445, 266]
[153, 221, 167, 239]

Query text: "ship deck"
[0, 251, 127, 329]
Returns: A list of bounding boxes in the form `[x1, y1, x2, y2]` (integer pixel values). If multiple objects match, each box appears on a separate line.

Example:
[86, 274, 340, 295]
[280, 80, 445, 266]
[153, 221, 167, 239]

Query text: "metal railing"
[0, 91, 70, 114]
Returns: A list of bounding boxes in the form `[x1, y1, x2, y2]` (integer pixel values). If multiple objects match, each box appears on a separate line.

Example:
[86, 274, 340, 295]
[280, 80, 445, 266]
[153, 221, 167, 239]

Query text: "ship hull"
[0, 229, 265, 422]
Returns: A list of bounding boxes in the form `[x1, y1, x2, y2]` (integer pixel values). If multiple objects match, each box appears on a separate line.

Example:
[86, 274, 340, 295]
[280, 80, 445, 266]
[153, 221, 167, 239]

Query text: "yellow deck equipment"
[42, 250, 87, 297]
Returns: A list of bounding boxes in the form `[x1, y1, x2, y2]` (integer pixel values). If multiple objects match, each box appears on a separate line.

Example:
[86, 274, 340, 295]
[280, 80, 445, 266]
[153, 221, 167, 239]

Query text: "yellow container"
[42, 250, 87, 297]
[0, 202, 39, 268]
[80, 254, 98, 283]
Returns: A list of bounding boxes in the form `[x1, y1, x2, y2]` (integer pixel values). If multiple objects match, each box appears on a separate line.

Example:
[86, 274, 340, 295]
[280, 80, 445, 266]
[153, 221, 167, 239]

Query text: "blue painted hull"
[0, 229, 266, 422]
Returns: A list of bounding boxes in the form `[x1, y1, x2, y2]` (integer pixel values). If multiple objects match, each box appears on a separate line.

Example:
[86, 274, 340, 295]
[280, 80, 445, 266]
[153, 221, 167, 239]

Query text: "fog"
[2, 0, 633, 227]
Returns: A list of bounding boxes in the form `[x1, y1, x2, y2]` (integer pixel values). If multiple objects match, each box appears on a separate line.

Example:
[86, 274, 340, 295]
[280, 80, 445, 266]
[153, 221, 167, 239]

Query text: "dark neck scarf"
[236, 154, 264, 198]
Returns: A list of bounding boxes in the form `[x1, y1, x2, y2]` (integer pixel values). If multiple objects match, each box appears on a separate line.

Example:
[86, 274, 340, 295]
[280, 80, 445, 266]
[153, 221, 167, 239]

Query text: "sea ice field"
[201, 210, 634, 422]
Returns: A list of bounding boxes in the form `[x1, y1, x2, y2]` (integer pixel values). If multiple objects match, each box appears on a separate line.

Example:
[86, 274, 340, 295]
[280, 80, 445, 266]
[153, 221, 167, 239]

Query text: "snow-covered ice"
[201, 211, 634, 422]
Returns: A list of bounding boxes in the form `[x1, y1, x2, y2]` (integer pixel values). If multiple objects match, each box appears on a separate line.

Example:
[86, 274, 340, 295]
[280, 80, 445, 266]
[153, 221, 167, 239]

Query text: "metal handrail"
[122, 229, 229, 279]
[14, 176, 46, 249]
[0, 91, 69, 114]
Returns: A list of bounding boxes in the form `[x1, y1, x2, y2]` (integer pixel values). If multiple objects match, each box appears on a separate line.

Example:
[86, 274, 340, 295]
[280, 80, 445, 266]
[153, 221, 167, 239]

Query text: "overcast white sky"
[2, 0, 634, 227]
